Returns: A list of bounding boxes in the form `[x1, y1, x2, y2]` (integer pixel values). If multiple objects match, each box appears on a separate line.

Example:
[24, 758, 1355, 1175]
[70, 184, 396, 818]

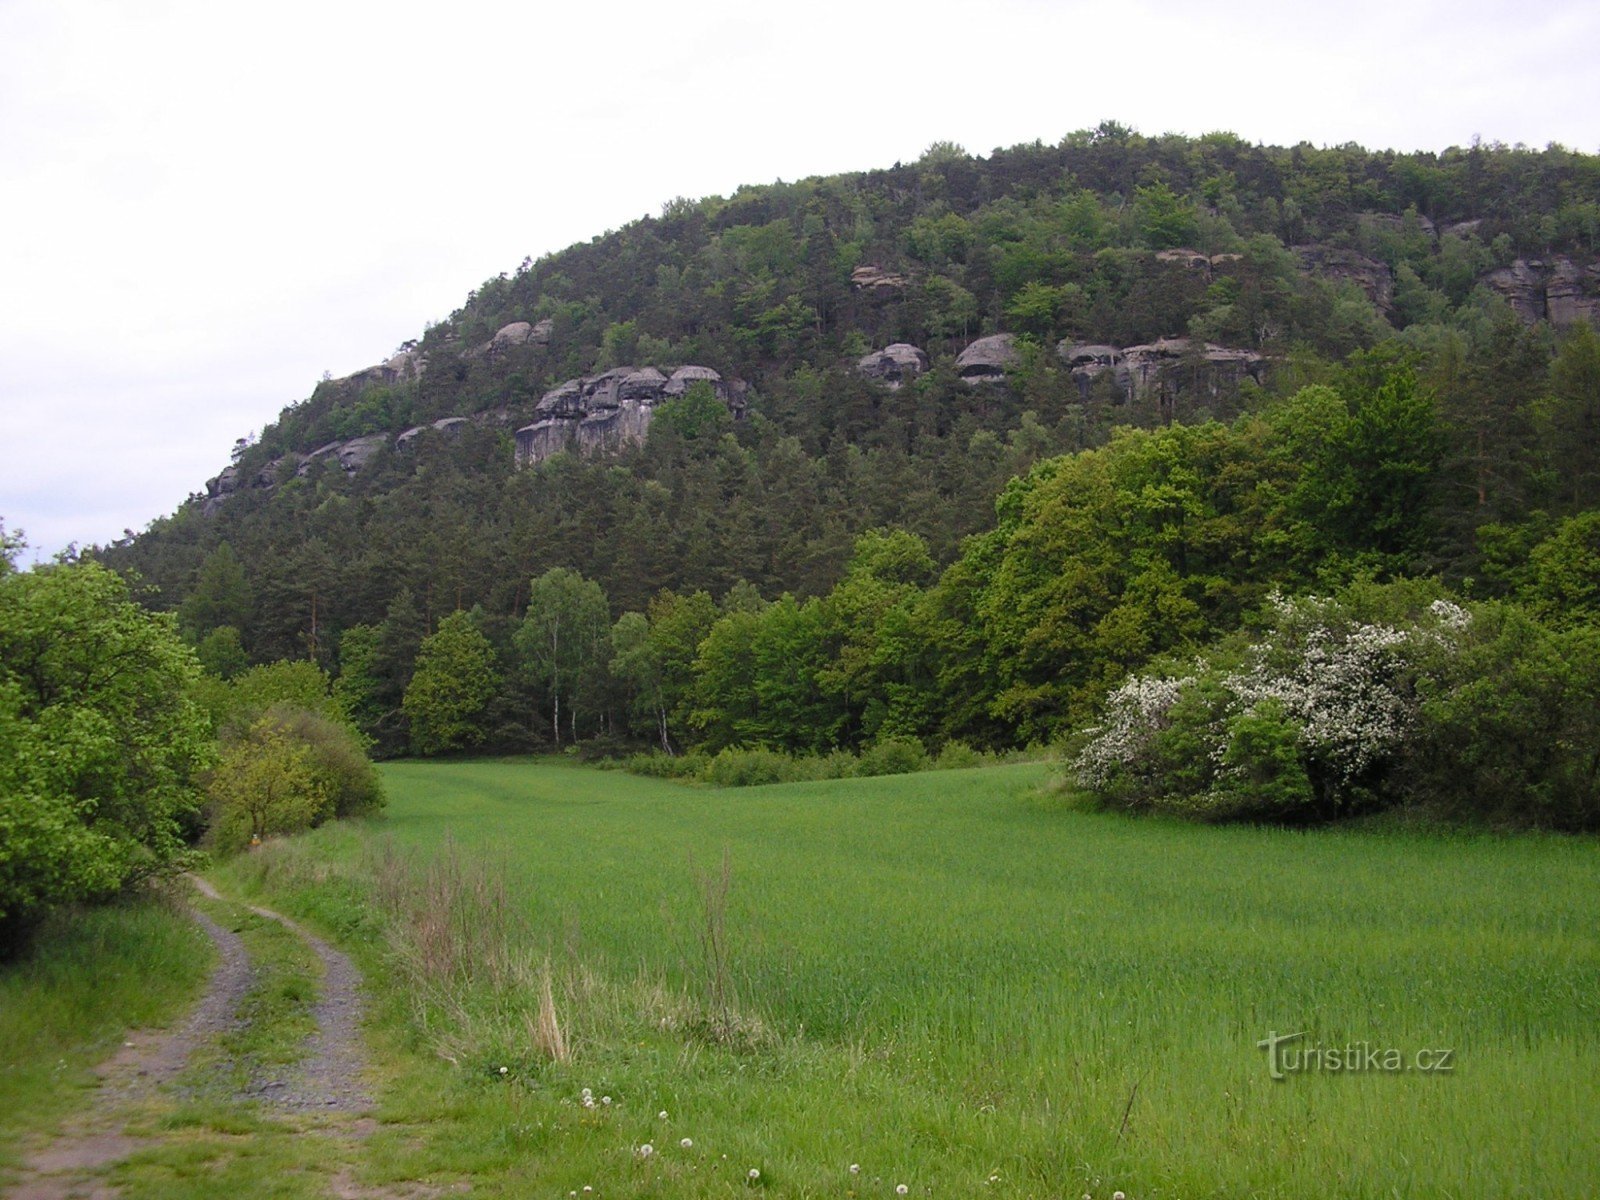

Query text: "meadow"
[193, 758, 1598, 1199]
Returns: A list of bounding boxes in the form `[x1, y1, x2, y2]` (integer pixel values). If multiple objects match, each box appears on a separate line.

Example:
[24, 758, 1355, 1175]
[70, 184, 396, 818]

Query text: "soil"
[3, 879, 376, 1199]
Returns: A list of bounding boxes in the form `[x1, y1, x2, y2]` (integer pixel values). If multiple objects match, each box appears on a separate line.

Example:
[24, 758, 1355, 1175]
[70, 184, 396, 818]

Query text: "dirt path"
[4, 880, 372, 1199]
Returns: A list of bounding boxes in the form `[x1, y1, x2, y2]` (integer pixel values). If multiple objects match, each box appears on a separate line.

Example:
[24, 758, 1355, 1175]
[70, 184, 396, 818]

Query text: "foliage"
[0, 558, 212, 947]
[259, 703, 386, 820]
[404, 611, 500, 756]
[206, 718, 329, 853]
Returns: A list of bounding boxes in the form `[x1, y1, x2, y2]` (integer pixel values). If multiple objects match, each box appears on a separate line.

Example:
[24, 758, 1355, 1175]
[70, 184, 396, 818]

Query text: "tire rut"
[5, 879, 373, 1199]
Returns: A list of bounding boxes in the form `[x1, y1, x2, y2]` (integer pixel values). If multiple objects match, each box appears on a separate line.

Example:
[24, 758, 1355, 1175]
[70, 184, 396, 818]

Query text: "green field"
[212, 760, 1598, 1197]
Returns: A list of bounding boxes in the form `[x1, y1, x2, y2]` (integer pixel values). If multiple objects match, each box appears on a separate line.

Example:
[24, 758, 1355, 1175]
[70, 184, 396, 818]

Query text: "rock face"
[1057, 338, 1267, 401]
[1484, 257, 1600, 326]
[514, 363, 743, 467]
[851, 264, 909, 293]
[856, 343, 929, 389]
[332, 346, 425, 392]
[395, 417, 470, 450]
[1294, 245, 1395, 313]
[955, 334, 1019, 383]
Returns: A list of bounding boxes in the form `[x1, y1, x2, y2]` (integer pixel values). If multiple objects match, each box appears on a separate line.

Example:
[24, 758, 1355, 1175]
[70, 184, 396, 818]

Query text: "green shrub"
[856, 736, 929, 778]
[262, 704, 385, 820]
[705, 746, 811, 787]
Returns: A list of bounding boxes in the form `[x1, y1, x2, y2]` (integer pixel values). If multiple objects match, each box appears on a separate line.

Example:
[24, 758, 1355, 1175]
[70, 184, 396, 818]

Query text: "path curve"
[5, 879, 371, 1199]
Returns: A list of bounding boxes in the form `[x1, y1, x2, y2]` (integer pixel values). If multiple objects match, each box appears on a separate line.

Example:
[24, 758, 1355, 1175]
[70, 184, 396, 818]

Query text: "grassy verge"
[0, 891, 213, 1173]
[200, 757, 1600, 1199]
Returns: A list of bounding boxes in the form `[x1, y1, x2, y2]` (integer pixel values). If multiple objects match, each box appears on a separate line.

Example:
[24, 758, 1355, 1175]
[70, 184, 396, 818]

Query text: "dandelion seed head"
[681, 1138, 693, 1149]
[748, 1168, 761, 1180]
[638, 1143, 654, 1158]
[658, 1110, 669, 1120]
[896, 1186, 909, 1196]
[849, 1164, 860, 1174]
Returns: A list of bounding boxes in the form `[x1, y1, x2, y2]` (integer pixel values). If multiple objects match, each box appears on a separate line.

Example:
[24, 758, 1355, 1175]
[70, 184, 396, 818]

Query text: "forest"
[89, 126, 1600, 828]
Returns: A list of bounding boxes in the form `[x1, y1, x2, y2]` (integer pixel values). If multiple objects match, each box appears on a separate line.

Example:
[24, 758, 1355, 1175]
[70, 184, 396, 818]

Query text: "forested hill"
[94, 126, 1600, 763]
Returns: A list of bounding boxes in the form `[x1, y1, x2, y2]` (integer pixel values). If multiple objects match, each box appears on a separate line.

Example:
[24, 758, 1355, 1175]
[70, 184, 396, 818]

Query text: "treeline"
[257, 340, 1599, 796]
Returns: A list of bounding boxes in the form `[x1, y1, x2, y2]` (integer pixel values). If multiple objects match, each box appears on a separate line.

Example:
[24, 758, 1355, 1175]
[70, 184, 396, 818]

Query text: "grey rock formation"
[1485, 257, 1600, 326]
[515, 363, 743, 467]
[856, 343, 929, 389]
[531, 318, 554, 345]
[1056, 338, 1266, 402]
[1121, 338, 1266, 401]
[395, 417, 470, 450]
[1293, 245, 1395, 314]
[336, 435, 388, 473]
[851, 264, 909, 293]
[490, 321, 536, 348]
[1057, 343, 1124, 398]
[956, 334, 1019, 383]
[333, 347, 425, 393]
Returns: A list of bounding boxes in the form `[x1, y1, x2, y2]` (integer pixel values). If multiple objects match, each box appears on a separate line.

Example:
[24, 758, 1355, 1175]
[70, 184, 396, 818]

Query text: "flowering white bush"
[1069, 587, 1473, 819]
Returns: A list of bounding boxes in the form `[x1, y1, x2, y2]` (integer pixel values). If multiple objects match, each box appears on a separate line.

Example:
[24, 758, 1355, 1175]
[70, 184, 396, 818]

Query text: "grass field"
[199, 757, 1600, 1199]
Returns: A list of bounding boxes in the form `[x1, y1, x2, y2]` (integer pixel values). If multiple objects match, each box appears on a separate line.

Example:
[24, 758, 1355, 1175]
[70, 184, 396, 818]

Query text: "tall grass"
[216, 759, 1600, 1198]
[0, 893, 212, 1166]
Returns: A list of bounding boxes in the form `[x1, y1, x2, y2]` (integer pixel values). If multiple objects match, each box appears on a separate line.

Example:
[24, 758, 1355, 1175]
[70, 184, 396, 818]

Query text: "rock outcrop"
[851, 265, 909, 293]
[955, 334, 1019, 383]
[395, 417, 470, 450]
[1484, 257, 1600, 326]
[856, 343, 929, 389]
[1057, 338, 1267, 401]
[514, 363, 743, 468]
[332, 346, 425, 392]
[1293, 245, 1395, 313]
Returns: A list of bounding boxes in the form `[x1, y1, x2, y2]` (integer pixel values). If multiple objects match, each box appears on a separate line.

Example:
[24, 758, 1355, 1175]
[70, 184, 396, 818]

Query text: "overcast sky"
[3, 0, 1598, 562]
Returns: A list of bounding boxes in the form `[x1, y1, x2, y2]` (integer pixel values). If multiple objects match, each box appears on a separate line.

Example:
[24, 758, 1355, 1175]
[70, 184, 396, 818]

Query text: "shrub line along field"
[189, 758, 1600, 1198]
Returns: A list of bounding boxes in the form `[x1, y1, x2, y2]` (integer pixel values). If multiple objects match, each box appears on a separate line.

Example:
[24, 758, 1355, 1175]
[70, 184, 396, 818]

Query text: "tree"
[178, 542, 253, 642]
[514, 568, 610, 745]
[403, 611, 500, 755]
[0, 557, 212, 949]
[207, 719, 328, 854]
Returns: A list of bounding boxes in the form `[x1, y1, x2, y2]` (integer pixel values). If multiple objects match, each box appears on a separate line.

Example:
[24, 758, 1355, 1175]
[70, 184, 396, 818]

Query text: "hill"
[94, 126, 1600, 764]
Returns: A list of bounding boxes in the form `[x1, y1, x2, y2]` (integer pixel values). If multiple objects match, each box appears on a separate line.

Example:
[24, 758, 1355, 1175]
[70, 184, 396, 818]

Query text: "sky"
[3, 0, 1599, 562]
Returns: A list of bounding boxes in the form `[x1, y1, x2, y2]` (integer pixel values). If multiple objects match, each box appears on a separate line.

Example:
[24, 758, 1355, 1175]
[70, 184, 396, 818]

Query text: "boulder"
[1120, 338, 1266, 400]
[396, 417, 470, 450]
[531, 318, 554, 345]
[536, 379, 585, 417]
[490, 321, 536, 349]
[1155, 248, 1211, 272]
[955, 334, 1019, 383]
[856, 343, 929, 389]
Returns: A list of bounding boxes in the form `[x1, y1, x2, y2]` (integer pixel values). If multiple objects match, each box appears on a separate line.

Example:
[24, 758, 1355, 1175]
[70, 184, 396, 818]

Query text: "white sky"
[3, 0, 1598, 561]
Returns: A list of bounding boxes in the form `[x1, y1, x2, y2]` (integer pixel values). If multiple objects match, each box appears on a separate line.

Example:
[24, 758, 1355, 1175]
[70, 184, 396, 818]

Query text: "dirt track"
[4, 879, 372, 1199]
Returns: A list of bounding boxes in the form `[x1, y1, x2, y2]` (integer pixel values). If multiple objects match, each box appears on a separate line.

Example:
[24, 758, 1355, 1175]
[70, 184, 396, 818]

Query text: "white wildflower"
[681, 1138, 693, 1149]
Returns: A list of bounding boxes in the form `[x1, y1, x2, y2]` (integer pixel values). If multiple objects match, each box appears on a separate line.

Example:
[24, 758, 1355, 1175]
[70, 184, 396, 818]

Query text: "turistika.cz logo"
[1257, 1030, 1456, 1080]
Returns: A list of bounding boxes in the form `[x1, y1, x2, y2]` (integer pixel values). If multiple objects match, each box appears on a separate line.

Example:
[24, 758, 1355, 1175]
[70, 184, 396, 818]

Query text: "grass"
[203, 757, 1600, 1199]
[0, 890, 213, 1171]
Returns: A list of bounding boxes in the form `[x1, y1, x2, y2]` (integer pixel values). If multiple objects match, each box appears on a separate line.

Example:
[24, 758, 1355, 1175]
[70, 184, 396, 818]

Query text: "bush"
[704, 747, 816, 787]
[1068, 588, 1467, 822]
[261, 704, 385, 819]
[0, 559, 212, 951]
[856, 736, 929, 778]
[207, 719, 329, 854]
